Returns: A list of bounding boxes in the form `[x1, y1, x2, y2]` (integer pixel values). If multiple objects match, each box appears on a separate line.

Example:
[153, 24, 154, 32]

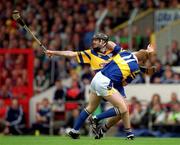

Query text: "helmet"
[92, 32, 109, 42]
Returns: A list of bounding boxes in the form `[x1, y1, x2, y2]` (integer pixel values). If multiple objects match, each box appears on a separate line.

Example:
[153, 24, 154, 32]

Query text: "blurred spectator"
[56, 58, 68, 79]
[64, 70, 84, 110]
[95, 2, 106, 19]
[62, 70, 84, 99]
[0, 85, 13, 99]
[34, 58, 41, 76]
[170, 40, 180, 66]
[83, 22, 95, 48]
[66, 81, 83, 101]
[51, 80, 66, 125]
[150, 60, 164, 83]
[147, 93, 162, 111]
[34, 69, 50, 94]
[149, 103, 166, 125]
[129, 96, 138, 114]
[164, 92, 180, 111]
[52, 80, 66, 115]
[170, 0, 180, 8]
[0, 99, 6, 120]
[132, 26, 143, 50]
[32, 98, 51, 135]
[81, 65, 93, 85]
[119, 28, 129, 49]
[5, 98, 26, 135]
[0, 55, 4, 71]
[166, 103, 180, 125]
[144, 0, 156, 9]
[159, 0, 166, 9]
[173, 73, 180, 83]
[130, 101, 146, 129]
[53, 80, 66, 102]
[169, 92, 179, 105]
[0, 99, 7, 134]
[164, 40, 180, 66]
[42, 60, 51, 79]
[160, 65, 174, 83]
[4, 54, 13, 71]
[1, 69, 9, 85]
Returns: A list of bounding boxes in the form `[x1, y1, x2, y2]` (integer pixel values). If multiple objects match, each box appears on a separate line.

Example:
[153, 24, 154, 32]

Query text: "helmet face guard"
[92, 33, 109, 52]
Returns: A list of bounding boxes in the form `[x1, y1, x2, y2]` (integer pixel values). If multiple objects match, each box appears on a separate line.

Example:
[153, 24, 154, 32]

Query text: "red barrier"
[0, 49, 34, 125]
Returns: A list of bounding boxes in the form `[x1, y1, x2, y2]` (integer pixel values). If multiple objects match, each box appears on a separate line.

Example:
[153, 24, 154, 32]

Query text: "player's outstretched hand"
[45, 50, 54, 58]
[147, 44, 155, 53]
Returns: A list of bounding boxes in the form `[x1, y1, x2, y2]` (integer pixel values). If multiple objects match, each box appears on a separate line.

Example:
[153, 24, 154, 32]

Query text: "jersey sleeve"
[139, 66, 147, 74]
[111, 45, 122, 56]
[76, 49, 91, 64]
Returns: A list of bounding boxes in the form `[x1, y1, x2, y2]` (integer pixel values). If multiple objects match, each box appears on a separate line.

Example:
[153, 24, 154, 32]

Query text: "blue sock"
[95, 107, 119, 121]
[73, 109, 90, 131]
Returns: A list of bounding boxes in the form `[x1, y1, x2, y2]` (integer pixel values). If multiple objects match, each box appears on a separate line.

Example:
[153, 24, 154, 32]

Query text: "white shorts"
[90, 71, 117, 97]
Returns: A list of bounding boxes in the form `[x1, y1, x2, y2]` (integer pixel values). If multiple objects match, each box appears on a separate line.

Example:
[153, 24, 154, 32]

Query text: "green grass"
[0, 136, 179, 145]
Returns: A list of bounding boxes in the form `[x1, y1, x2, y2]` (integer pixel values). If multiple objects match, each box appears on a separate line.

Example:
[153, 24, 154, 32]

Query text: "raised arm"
[147, 44, 156, 57]
[45, 50, 77, 58]
[134, 44, 156, 65]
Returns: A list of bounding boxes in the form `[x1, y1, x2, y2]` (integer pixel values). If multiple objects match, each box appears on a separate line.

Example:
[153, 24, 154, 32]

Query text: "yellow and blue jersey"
[76, 45, 121, 72]
[101, 51, 140, 93]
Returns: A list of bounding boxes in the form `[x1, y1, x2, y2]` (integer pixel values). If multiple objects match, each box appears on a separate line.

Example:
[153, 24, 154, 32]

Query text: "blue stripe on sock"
[73, 109, 89, 130]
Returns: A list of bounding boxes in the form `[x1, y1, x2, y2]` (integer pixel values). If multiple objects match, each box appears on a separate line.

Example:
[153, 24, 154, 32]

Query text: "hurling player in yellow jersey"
[46, 33, 122, 72]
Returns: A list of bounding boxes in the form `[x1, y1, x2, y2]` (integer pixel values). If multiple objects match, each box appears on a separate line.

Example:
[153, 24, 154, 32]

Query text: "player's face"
[92, 39, 106, 49]
[92, 39, 101, 49]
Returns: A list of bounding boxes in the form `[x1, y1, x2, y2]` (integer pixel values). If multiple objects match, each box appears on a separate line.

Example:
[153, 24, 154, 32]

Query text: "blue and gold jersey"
[101, 51, 140, 85]
[76, 45, 121, 72]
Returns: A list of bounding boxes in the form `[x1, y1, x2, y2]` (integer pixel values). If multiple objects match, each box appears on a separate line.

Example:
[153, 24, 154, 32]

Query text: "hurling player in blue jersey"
[67, 45, 155, 139]
[89, 45, 156, 139]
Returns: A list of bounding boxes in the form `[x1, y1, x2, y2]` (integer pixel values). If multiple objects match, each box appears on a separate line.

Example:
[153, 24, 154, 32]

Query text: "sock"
[124, 128, 132, 134]
[95, 107, 120, 121]
[73, 109, 90, 131]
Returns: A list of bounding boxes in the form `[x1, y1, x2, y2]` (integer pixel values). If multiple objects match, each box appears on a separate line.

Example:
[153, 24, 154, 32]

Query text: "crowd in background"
[0, 91, 180, 136]
[0, 0, 180, 96]
[0, 54, 29, 99]
[0, 0, 180, 136]
[125, 92, 180, 137]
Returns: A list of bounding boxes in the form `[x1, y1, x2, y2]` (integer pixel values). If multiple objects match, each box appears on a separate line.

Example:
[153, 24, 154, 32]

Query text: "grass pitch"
[0, 136, 179, 145]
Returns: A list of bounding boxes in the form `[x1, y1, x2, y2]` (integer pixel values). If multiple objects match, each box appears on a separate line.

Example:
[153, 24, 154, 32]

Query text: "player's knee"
[121, 109, 128, 116]
[116, 106, 128, 114]
[121, 107, 128, 114]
